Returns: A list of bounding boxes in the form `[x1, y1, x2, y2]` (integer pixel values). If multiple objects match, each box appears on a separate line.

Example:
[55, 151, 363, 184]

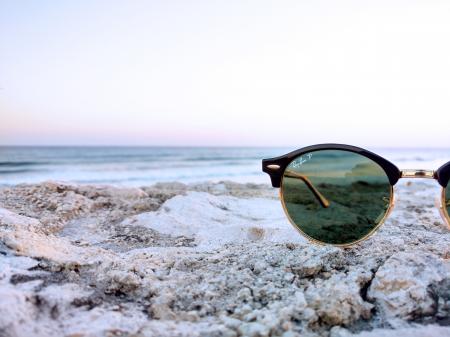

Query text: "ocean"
[0, 146, 449, 186]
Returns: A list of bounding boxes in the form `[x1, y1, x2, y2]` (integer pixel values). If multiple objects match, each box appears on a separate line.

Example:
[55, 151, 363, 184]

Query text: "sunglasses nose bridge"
[400, 169, 436, 179]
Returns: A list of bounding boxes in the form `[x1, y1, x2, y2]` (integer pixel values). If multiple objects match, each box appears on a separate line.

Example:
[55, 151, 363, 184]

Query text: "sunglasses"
[262, 144, 450, 247]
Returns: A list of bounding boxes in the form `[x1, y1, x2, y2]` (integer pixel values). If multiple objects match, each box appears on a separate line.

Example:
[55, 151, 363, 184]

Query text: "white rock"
[368, 252, 449, 319]
[120, 191, 305, 250]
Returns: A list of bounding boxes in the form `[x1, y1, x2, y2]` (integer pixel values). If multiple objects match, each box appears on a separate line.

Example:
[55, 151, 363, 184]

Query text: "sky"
[1, 0, 450, 147]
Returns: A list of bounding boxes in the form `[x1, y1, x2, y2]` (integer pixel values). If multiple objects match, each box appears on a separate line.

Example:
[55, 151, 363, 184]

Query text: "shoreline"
[0, 180, 449, 337]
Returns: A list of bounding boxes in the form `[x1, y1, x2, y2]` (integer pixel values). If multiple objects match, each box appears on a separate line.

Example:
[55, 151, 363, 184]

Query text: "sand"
[0, 180, 449, 337]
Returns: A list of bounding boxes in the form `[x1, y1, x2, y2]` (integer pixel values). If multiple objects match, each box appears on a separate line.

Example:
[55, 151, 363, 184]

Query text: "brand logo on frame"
[292, 153, 313, 168]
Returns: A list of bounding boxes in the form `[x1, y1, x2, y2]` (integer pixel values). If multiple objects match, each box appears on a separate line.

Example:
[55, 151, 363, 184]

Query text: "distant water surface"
[0, 146, 448, 186]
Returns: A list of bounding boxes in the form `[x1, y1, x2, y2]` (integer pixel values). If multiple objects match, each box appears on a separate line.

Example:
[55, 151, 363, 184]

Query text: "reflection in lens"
[281, 150, 392, 245]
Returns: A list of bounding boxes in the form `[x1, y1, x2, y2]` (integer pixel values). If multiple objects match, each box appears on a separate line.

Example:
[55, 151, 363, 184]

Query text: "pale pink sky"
[1, 1, 450, 147]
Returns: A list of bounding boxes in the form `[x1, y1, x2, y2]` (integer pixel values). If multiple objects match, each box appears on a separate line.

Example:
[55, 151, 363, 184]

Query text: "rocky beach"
[0, 179, 449, 337]
[3, 0, 450, 335]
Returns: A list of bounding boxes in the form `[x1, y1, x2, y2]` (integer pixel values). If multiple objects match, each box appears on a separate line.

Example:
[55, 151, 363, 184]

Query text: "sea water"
[0, 146, 448, 186]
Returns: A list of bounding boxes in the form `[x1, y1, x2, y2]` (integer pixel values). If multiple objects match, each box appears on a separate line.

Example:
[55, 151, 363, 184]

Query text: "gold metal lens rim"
[279, 178, 395, 248]
[441, 188, 450, 228]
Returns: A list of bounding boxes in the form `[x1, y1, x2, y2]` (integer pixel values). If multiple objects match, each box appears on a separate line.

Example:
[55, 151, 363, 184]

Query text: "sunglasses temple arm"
[284, 170, 330, 208]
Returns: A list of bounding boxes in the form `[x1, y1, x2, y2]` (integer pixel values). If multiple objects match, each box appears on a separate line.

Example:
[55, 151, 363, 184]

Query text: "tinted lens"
[281, 150, 392, 245]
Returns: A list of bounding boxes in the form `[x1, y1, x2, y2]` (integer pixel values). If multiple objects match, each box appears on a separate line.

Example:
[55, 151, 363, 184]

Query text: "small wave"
[187, 156, 261, 162]
[0, 161, 44, 167]
[0, 168, 38, 174]
[393, 157, 427, 162]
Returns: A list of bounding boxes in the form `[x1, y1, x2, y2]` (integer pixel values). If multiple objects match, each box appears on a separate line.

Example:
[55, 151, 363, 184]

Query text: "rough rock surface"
[0, 180, 448, 337]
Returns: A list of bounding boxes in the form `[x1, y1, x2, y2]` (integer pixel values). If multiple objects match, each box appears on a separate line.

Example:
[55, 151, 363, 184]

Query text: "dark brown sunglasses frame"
[262, 144, 450, 245]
